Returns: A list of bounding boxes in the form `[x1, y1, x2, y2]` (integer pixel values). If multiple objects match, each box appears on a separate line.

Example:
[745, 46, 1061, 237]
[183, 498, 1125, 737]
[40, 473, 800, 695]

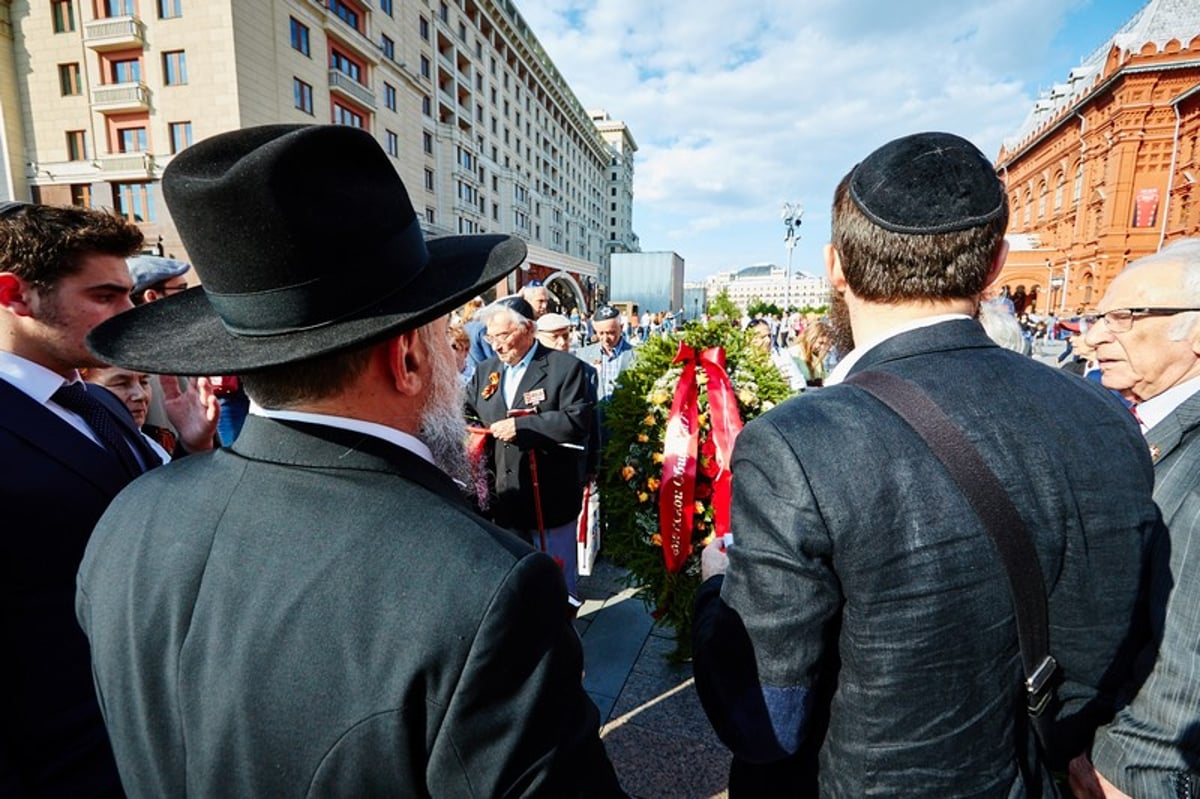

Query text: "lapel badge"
[1149, 443, 1161, 463]
[522, 387, 546, 407]
[481, 371, 500, 400]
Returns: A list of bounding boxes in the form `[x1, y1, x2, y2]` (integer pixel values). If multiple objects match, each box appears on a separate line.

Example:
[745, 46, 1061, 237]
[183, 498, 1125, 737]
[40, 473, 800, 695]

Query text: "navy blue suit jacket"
[0, 379, 140, 798]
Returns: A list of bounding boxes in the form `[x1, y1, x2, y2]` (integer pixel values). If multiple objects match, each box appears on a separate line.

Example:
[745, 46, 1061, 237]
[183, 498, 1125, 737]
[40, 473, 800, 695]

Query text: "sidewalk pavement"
[574, 557, 732, 798]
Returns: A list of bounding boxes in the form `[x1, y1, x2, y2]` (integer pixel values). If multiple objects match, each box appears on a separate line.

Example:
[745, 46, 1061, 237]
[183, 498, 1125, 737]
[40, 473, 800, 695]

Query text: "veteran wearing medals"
[465, 295, 594, 598]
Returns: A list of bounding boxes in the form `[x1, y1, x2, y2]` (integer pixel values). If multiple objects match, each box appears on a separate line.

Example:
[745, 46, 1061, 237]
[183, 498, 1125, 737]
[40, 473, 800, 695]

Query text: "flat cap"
[849, 132, 1005, 234]
[536, 312, 572, 332]
[127, 254, 190, 294]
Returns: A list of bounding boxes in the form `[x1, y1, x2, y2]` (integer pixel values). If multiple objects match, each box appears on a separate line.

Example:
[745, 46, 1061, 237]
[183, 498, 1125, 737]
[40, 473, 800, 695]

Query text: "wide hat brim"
[88, 234, 524, 375]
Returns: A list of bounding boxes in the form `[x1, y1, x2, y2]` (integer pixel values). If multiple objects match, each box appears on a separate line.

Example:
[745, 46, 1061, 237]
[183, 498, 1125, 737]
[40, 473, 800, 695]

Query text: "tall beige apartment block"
[3, 0, 637, 310]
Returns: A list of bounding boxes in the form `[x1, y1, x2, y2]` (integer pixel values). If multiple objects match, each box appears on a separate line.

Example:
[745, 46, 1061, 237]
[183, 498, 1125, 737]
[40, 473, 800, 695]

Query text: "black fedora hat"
[88, 124, 526, 375]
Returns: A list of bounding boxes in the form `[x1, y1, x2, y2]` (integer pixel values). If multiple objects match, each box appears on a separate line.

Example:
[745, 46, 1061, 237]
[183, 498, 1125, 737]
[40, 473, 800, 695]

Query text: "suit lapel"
[1147, 388, 1200, 465]
[0, 379, 130, 496]
[512, 345, 548, 411]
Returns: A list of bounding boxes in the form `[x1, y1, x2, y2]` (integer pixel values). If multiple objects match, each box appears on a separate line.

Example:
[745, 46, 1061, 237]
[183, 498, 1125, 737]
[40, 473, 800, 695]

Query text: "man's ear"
[825, 244, 847, 292]
[984, 239, 1010, 288]
[386, 331, 426, 397]
[0, 273, 34, 316]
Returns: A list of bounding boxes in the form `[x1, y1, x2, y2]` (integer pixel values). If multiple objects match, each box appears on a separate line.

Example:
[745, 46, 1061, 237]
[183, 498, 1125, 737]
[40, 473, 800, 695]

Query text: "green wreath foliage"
[598, 318, 795, 661]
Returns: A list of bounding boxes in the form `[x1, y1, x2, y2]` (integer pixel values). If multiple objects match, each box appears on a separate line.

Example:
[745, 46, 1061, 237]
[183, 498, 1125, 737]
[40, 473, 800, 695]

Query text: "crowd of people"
[1, 121, 1197, 798]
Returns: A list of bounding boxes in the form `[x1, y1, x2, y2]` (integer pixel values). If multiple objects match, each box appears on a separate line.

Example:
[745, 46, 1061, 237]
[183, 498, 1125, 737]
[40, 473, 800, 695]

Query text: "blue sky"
[518, 0, 1152, 280]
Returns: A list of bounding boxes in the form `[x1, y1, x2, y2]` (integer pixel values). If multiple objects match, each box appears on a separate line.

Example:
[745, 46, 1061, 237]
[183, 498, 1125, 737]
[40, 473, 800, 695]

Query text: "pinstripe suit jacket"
[1092, 387, 1200, 797]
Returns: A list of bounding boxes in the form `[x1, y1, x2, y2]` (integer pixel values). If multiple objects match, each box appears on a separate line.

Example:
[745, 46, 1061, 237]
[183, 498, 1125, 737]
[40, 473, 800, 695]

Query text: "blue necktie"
[52, 382, 153, 477]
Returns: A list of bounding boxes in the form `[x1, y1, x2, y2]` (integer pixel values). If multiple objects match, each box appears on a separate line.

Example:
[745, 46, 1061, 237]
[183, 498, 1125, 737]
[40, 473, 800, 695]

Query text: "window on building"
[426, 207, 436, 224]
[101, 0, 135, 16]
[330, 0, 361, 33]
[59, 63, 82, 96]
[1073, 165, 1084, 205]
[52, 0, 75, 32]
[386, 130, 399, 156]
[294, 78, 314, 114]
[1037, 182, 1048, 218]
[439, 2, 448, 22]
[421, 95, 431, 117]
[70, 184, 92, 208]
[419, 16, 430, 41]
[384, 82, 396, 111]
[157, 0, 182, 18]
[117, 126, 148, 153]
[332, 101, 364, 128]
[492, 202, 499, 221]
[162, 51, 188, 85]
[424, 168, 435, 191]
[114, 182, 155, 222]
[423, 131, 433, 154]
[110, 57, 141, 84]
[419, 56, 431, 79]
[290, 18, 310, 56]
[1054, 173, 1065, 211]
[381, 35, 395, 61]
[330, 48, 363, 83]
[380, 0, 393, 16]
[169, 121, 193, 153]
[66, 130, 88, 161]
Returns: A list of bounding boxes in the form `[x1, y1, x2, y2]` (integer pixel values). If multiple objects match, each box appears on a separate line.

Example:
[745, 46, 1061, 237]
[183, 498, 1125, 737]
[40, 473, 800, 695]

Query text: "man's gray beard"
[420, 349, 474, 491]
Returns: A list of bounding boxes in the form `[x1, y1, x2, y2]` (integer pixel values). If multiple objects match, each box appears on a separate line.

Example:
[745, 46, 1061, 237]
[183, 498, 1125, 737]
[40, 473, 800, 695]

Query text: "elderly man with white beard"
[75, 124, 623, 797]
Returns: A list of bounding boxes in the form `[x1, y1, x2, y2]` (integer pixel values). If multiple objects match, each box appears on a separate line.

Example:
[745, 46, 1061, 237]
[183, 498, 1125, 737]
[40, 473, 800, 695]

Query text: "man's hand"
[490, 417, 518, 443]
[701, 537, 729, 581]
[161, 375, 220, 452]
[1068, 754, 1131, 799]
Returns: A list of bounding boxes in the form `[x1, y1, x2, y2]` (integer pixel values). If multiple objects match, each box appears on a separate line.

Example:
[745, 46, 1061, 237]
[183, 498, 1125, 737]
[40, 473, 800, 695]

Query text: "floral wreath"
[598, 319, 794, 661]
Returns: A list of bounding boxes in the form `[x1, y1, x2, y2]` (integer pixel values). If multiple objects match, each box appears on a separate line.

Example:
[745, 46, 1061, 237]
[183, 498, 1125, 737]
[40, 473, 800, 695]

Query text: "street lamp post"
[781, 202, 803, 315]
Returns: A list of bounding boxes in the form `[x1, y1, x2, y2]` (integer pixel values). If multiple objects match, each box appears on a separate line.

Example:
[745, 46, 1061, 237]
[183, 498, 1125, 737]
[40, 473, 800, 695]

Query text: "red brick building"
[995, 0, 1200, 315]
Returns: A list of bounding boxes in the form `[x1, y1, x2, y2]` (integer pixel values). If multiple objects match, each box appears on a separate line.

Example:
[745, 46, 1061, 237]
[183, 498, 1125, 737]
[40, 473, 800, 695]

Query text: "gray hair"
[978, 298, 1026, 353]
[475, 301, 532, 329]
[1125, 238, 1200, 340]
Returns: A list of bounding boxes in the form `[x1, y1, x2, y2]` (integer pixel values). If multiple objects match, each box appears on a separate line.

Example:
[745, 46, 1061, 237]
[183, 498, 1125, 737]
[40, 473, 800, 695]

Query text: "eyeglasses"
[483, 328, 521, 346]
[1081, 307, 1200, 334]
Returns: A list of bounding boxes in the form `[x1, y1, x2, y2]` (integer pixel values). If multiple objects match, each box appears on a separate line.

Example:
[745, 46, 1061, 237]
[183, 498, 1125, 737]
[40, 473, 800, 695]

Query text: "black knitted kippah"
[848, 132, 1004, 234]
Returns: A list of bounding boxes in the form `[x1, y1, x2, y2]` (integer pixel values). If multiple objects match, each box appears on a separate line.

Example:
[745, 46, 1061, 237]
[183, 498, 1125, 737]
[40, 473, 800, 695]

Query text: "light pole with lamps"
[781, 202, 803, 315]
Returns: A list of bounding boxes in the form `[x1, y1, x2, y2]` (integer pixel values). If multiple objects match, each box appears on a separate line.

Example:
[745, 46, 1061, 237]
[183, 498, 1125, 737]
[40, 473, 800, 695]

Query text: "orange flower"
[643, 414, 656, 426]
[637, 433, 649, 443]
[621, 465, 636, 481]
[652, 452, 665, 464]
[638, 492, 650, 503]
[646, 477, 661, 492]
[651, 533, 663, 547]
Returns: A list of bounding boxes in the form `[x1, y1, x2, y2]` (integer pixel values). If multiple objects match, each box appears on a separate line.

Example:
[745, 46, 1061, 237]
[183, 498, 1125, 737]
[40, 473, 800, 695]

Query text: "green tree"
[746, 299, 783, 319]
[707, 288, 739, 320]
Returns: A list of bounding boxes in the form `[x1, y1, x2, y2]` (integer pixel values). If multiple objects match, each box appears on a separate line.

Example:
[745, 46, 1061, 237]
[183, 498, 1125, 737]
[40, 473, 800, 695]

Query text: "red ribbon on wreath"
[657, 343, 744, 573]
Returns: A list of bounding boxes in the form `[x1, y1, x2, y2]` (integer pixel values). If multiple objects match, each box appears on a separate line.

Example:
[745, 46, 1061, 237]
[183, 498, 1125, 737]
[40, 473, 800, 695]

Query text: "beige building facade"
[3, 0, 635, 301]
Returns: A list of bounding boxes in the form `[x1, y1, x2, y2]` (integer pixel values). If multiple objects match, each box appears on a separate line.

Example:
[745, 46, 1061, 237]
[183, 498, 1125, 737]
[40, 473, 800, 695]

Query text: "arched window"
[1024, 187, 1033, 226]
[1082, 272, 1095, 305]
[1011, 193, 1021, 229]
[1037, 182, 1048, 218]
[1073, 164, 1084, 205]
[1054, 173, 1065, 211]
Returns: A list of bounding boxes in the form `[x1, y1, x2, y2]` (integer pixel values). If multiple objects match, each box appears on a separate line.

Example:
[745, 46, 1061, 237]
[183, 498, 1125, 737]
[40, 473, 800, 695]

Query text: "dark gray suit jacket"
[77, 416, 619, 797]
[1, 378, 143, 799]
[1092, 387, 1200, 796]
[694, 320, 1161, 797]
[464, 343, 592, 532]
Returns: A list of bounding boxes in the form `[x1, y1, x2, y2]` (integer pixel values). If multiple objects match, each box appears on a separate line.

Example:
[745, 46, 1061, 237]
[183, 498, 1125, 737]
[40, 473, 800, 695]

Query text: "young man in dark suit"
[692, 132, 1161, 796]
[77, 124, 621, 797]
[464, 296, 593, 598]
[0, 201, 146, 797]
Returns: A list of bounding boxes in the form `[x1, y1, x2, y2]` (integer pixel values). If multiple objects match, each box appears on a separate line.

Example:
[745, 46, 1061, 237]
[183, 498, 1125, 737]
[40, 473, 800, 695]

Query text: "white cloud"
[517, 0, 1124, 278]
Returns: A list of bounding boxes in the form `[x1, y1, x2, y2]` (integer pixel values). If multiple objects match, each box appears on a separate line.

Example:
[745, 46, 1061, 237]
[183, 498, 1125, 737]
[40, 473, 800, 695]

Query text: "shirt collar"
[601, 337, 631, 359]
[1137, 374, 1200, 432]
[0, 350, 79, 403]
[506, 341, 539, 371]
[825, 313, 972, 386]
[249, 405, 437, 469]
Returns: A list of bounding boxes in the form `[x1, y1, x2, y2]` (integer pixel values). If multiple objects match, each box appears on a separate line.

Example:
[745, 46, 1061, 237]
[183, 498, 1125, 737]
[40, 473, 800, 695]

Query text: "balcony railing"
[96, 152, 156, 179]
[328, 69, 376, 108]
[83, 16, 146, 51]
[91, 82, 150, 113]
